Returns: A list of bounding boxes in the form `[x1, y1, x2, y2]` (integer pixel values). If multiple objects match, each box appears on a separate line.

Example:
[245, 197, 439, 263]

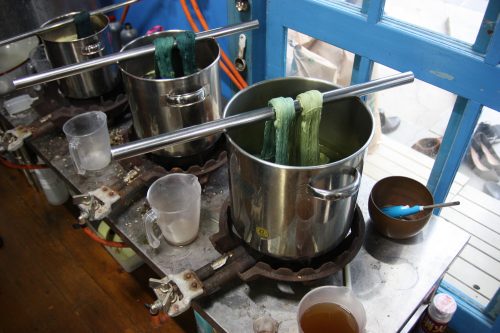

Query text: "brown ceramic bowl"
[368, 176, 434, 239]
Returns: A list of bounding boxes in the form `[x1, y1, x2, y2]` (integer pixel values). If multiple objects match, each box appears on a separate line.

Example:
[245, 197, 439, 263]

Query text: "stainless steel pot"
[0, 0, 104, 41]
[119, 31, 221, 158]
[224, 77, 374, 260]
[0, 36, 39, 82]
[39, 12, 119, 99]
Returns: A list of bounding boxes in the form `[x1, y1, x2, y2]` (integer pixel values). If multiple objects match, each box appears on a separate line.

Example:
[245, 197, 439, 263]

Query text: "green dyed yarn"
[260, 90, 325, 166]
[260, 120, 275, 161]
[296, 90, 323, 166]
[175, 31, 197, 76]
[154, 37, 176, 79]
[260, 97, 296, 165]
[74, 11, 93, 39]
[153, 32, 197, 79]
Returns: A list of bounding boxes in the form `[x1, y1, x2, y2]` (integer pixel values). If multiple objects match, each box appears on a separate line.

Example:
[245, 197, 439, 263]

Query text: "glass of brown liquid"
[297, 286, 366, 333]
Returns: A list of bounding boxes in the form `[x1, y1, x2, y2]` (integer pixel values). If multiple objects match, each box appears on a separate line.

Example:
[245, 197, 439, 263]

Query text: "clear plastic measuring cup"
[297, 286, 367, 333]
[144, 174, 201, 248]
[62, 111, 111, 175]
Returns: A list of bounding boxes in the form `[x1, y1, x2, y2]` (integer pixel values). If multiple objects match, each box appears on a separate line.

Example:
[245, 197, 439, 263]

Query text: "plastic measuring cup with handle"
[297, 286, 367, 333]
[144, 173, 201, 248]
[62, 111, 111, 175]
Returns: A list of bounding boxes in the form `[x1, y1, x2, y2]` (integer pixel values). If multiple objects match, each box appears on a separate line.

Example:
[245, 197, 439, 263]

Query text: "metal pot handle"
[81, 41, 104, 56]
[164, 87, 206, 107]
[307, 168, 361, 201]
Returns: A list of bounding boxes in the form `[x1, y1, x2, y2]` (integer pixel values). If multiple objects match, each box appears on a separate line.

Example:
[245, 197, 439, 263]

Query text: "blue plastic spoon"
[381, 201, 460, 218]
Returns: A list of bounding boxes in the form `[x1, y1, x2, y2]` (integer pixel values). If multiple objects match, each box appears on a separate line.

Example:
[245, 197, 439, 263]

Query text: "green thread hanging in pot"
[260, 90, 326, 166]
[295, 90, 324, 166]
[153, 31, 197, 79]
[154, 37, 176, 79]
[261, 97, 296, 165]
[74, 12, 93, 39]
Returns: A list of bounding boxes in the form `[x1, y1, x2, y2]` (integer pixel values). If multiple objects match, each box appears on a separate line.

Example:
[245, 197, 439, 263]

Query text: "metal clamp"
[72, 186, 120, 224]
[148, 270, 204, 317]
[81, 41, 105, 56]
[234, 34, 247, 72]
[0, 126, 32, 152]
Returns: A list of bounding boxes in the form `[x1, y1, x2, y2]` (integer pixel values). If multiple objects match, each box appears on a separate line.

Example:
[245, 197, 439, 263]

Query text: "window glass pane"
[371, 63, 456, 158]
[286, 30, 354, 87]
[384, 0, 488, 44]
[458, 106, 500, 201]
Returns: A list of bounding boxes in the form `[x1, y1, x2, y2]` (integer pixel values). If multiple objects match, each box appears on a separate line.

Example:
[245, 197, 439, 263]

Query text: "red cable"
[0, 156, 48, 170]
[82, 226, 129, 248]
[119, 4, 131, 25]
[189, 0, 248, 88]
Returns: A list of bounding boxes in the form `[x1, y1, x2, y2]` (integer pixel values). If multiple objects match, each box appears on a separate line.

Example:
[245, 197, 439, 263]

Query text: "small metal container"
[39, 12, 119, 99]
[119, 31, 221, 158]
[224, 77, 374, 260]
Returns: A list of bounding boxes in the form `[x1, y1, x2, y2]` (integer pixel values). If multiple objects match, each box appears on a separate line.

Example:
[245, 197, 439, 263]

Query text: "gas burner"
[147, 135, 228, 168]
[9, 83, 130, 138]
[148, 200, 365, 316]
[137, 136, 228, 185]
[210, 200, 366, 282]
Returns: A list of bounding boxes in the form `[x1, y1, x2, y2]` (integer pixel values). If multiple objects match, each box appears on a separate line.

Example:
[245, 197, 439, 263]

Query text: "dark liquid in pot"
[300, 302, 359, 333]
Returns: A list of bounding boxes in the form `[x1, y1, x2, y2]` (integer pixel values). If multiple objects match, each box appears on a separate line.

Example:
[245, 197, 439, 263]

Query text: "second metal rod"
[111, 72, 414, 160]
[0, 0, 140, 47]
[11, 20, 259, 91]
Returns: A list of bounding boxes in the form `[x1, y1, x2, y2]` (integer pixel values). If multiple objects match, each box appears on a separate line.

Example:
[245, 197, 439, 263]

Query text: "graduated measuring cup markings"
[62, 111, 111, 175]
[144, 174, 201, 248]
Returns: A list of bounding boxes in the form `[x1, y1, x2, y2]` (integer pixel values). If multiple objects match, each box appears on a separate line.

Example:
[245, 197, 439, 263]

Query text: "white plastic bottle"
[416, 293, 457, 333]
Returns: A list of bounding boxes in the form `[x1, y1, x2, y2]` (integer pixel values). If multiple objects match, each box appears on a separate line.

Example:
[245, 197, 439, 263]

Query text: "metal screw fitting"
[235, 0, 249, 12]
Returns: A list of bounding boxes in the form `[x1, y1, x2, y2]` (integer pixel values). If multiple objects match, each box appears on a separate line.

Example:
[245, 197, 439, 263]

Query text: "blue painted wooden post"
[227, 0, 267, 86]
[351, 0, 384, 85]
[429, 1, 500, 205]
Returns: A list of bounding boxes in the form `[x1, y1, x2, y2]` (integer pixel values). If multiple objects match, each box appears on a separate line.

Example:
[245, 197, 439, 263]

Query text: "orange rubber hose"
[82, 226, 129, 248]
[189, 0, 248, 88]
[119, 4, 131, 25]
[180, 0, 247, 89]
[220, 61, 244, 90]
[179, 0, 242, 89]
[0, 156, 48, 170]
[180, 0, 200, 32]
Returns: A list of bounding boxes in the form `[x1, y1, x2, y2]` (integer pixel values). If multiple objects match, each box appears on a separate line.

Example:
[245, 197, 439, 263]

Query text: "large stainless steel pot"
[119, 31, 221, 158]
[0, 0, 103, 41]
[224, 77, 374, 260]
[0, 36, 39, 82]
[39, 12, 119, 99]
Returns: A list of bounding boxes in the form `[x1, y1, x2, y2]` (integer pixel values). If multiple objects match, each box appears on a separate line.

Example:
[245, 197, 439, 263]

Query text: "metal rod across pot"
[0, 20, 260, 95]
[110, 71, 414, 160]
[0, 0, 140, 47]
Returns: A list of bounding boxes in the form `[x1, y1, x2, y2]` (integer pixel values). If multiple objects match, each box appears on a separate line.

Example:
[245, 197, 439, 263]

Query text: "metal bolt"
[102, 187, 108, 192]
[191, 282, 198, 289]
[108, 191, 114, 196]
[235, 0, 249, 12]
[184, 272, 192, 279]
